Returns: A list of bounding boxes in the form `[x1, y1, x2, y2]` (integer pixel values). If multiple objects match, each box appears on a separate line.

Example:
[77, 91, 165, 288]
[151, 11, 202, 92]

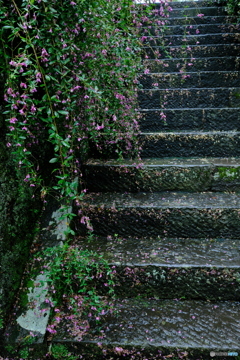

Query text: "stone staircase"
[54, 1, 240, 358]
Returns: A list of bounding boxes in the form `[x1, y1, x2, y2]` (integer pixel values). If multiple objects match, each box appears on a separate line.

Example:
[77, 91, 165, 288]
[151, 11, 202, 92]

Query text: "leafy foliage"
[36, 243, 116, 339]
[224, 0, 240, 16]
[0, 0, 142, 208]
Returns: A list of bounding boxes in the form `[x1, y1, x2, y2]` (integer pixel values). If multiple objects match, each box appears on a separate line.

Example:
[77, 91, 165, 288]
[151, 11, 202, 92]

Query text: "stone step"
[76, 191, 240, 238]
[139, 6, 227, 19]
[53, 299, 240, 358]
[138, 88, 240, 109]
[144, 43, 240, 59]
[168, 6, 227, 17]
[139, 71, 240, 89]
[141, 23, 239, 36]
[167, 1, 225, 8]
[144, 33, 239, 47]
[83, 158, 240, 192]
[140, 108, 240, 131]
[143, 57, 240, 72]
[163, 15, 236, 25]
[140, 131, 240, 158]
[76, 236, 240, 300]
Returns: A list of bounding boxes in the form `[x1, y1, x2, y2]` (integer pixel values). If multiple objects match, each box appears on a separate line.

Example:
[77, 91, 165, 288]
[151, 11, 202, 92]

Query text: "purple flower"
[9, 117, 17, 124]
[20, 82, 27, 88]
[24, 174, 30, 182]
[31, 105, 37, 113]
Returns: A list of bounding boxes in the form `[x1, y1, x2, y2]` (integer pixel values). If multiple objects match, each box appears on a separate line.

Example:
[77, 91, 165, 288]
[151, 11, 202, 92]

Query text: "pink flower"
[96, 124, 104, 130]
[9, 117, 17, 124]
[24, 174, 30, 182]
[197, 13, 204, 17]
[31, 105, 37, 113]
[9, 60, 17, 67]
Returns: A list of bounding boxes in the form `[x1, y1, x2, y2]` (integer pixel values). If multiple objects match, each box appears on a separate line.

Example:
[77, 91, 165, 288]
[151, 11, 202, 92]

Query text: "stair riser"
[140, 133, 240, 158]
[168, 7, 227, 17]
[166, 1, 226, 8]
[138, 88, 240, 109]
[142, 24, 239, 36]
[144, 33, 238, 46]
[142, 7, 227, 19]
[144, 44, 240, 59]
[83, 164, 240, 192]
[164, 15, 235, 25]
[144, 57, 240, 72]
[113, 265, 240, 300]
[140, 108, 240, 131]
[140, 72, 240, 89]
[76, 207, 240, 238]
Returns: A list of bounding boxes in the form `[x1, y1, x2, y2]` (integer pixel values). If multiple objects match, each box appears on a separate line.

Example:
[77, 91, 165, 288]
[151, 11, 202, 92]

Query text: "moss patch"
[215, 167, 240, 180]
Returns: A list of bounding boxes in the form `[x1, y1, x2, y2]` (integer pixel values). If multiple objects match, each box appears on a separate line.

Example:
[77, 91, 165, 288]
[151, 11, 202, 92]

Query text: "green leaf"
[58, 110, 69, 115]
[49, 158, 58, 163]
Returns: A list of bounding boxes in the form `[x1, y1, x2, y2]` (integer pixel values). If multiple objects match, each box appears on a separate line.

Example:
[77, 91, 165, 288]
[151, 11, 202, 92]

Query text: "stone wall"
[0, 75, 41, 342]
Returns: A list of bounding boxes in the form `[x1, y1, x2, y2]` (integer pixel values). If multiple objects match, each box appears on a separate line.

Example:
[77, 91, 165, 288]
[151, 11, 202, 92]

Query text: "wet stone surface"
[140, 131, 240, 158]
[164, 15, 237, 26]
[138, 88, 240, 109]
[140, 71, 240, 89]
[139, 108, 240, 131]
[144, 44, 240, 59]
[169, 6, 227, 17]
[83, 158, 240, 192]
[144, 33, 238, 47]
[77, 236, 240, 267]
[75, 237, 240, 300]
[54, 299, 240, 350]
[77, 192, 240, 238]
[142, 23, 239, 36]
[143, 57, 240, 73]
[80, 191, 240, 209]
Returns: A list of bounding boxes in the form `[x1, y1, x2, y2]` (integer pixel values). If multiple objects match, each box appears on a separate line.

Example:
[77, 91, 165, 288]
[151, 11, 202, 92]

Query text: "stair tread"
[140, 106, 240, 109]
[77, 236, 240, 267]
[144, 44, 240, 59]
[86, 157, 240, 167]
[145, 33, 238, 38]
[141, 130, 240, 134]
[140, 86, 240, 90]
[140, 70, 240, 74]
[144, 44, 240, 49]
[54, 299, 240, 350]
[82, 191, 240, 208]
